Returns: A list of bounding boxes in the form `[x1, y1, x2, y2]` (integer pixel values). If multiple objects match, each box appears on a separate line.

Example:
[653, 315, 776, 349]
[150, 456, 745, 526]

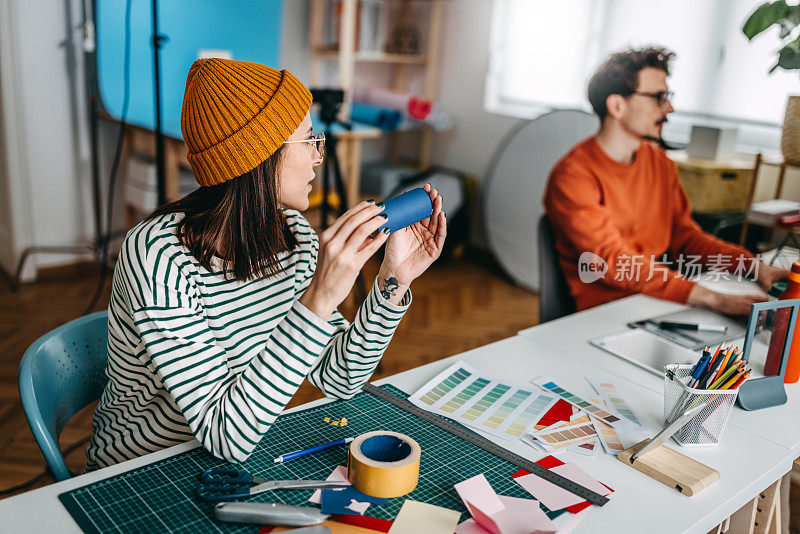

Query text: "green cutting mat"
[60, 385, 564, 533]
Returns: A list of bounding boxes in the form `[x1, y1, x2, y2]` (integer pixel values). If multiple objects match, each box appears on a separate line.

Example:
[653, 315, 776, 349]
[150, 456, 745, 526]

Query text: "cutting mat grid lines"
[60, 386, 559, 534]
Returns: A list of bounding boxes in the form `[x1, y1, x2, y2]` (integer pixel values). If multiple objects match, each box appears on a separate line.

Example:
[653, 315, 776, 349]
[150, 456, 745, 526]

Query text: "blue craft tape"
[378, 188, 433, 233]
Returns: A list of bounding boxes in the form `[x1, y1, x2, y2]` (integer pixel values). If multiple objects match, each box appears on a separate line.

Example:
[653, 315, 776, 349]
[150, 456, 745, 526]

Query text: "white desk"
[0, 309, 794, 533]
[519, 295, 800, 457]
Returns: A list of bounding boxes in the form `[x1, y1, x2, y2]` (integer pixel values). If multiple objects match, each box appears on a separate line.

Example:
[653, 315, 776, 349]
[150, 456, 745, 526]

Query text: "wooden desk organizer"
[618, 438, 720, 496]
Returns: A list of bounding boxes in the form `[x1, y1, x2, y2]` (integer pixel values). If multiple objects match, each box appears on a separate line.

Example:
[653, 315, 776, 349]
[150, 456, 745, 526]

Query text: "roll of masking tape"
[347, 431, 420, 498]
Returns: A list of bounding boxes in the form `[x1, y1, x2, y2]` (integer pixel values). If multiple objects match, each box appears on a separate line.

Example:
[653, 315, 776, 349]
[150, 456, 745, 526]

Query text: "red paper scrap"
[512, 455, 614, 514]
[539, 400, 572, 423]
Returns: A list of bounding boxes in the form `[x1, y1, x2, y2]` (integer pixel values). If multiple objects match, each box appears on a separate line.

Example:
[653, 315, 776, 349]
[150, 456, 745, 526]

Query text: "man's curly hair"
[587, 47, 675, 120]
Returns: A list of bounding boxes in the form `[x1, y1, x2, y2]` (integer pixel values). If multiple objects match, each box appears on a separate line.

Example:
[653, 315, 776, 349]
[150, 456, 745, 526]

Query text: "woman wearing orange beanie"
[86, 58, 446, 468]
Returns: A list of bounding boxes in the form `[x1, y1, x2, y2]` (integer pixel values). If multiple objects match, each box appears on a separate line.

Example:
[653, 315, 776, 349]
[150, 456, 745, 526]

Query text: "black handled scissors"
[198, 468, 350, 502]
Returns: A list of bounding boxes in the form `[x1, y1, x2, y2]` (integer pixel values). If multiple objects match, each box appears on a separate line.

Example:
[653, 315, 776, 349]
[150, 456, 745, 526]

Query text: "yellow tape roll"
[347, 431, 420, 498]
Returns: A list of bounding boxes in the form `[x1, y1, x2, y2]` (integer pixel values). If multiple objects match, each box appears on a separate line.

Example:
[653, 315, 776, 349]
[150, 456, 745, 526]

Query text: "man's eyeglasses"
[630, 90, 674, 106]
[283, 131, 325, 159]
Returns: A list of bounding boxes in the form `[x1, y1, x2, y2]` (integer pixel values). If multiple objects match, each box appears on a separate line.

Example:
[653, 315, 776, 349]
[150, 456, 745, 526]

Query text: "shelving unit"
[308, 0, 445, 170]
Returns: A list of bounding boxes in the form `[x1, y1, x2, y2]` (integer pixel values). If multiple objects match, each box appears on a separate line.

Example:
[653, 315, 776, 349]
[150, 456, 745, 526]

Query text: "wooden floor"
[0, 252, 539, 497]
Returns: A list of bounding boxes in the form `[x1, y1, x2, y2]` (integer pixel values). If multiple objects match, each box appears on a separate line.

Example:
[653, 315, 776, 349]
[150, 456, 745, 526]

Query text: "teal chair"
[18, 311, 108, 481]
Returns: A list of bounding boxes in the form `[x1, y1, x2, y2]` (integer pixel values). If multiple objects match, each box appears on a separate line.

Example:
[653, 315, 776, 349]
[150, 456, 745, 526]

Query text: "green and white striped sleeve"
[290, 215, 411, 400]
[125, 233, 339, 463]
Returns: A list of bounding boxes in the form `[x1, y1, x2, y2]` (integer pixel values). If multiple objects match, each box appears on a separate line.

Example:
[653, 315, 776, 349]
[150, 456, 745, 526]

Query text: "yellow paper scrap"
[387, 500, 461, 534]
[324, 417, 330, 423]
[331, 420, 340, 426]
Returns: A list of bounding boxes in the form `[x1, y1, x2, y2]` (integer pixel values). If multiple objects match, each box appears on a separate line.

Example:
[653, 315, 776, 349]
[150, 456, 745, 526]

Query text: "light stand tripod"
[11, 0, 167, 317]
[311, 89, 351, 228]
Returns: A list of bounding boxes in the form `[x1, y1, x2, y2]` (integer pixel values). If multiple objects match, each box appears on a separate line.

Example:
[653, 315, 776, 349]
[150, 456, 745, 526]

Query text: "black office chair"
[538, 215, 576, 323]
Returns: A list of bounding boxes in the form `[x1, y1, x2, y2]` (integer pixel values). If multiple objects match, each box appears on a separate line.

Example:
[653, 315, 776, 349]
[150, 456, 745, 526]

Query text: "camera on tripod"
[310, 88, 345, 125]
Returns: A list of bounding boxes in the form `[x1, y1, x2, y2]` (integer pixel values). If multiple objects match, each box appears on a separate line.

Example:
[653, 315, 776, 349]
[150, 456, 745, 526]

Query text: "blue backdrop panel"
[97, 0, 284, 139]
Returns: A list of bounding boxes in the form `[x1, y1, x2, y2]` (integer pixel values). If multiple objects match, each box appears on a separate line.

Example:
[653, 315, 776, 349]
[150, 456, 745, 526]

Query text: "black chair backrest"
[538, 215, 576, 323]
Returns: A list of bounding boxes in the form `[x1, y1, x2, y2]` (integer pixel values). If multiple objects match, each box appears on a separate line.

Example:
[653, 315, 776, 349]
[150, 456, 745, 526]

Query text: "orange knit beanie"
[181, 58, 312, 187]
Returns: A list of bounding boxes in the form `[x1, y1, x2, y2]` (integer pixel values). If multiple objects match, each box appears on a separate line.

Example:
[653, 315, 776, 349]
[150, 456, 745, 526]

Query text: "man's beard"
[643, 118, 668, 143]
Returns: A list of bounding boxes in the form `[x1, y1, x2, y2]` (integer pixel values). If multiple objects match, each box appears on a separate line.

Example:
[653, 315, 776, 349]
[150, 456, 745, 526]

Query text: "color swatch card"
[528, 414, 597, 451]
[411, 362, 558, 442]
[531, 376, 630, 429]
[585, 377, 643, 429]
[569, 439, 601, 457]
[590, 415, 625, 454]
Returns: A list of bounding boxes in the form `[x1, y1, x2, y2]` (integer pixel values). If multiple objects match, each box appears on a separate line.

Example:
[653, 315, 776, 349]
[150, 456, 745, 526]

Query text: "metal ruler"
[363, 383, 609, 507]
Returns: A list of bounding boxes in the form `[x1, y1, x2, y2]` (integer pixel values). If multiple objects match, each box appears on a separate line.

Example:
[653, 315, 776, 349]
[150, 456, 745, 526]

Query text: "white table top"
[0, 298, 794, 533]
[519, 293, 800, 457]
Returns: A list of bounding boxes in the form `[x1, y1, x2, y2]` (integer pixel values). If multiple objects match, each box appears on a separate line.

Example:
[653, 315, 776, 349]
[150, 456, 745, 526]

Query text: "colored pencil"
[730, 370, 751, 389]
[700, 345, 726, 388]
[720, 368, 746, 390]
[710, 348, 734, 386]
[709, 361, 743, 390]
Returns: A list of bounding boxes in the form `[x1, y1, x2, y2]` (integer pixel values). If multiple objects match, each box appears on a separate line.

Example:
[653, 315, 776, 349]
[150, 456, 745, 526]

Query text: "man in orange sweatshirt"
[544, 47, 787, 314]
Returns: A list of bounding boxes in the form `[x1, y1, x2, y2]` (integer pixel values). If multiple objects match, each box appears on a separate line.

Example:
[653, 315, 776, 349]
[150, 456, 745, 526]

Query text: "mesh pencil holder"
[664, 364, 739, 447]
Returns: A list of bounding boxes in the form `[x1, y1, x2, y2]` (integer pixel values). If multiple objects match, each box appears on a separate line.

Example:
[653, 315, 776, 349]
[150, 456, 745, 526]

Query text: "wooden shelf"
[314, 48, 426, 65]
[309, 0, 445, 203]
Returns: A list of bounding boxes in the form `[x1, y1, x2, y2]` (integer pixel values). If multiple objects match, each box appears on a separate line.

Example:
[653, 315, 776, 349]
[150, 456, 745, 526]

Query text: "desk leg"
[726, 495, 758, 534]
[716, 477, 783, 534]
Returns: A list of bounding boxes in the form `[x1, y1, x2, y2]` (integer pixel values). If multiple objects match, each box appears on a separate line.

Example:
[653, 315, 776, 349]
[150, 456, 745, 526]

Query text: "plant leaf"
[776, 39, 800, 71]
[743, 0, 791, 39]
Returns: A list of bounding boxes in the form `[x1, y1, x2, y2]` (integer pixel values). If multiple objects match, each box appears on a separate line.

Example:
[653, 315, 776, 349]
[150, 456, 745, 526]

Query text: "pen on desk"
[273, 437, 354, 463]
[658, 321, 728, 333]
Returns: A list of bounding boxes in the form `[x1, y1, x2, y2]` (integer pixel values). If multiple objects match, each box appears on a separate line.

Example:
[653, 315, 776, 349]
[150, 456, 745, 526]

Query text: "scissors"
[198, 468, 350, 502]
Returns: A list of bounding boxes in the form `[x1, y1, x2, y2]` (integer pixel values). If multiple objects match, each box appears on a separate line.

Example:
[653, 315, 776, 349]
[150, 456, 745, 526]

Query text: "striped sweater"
[86, 210, 410, 469]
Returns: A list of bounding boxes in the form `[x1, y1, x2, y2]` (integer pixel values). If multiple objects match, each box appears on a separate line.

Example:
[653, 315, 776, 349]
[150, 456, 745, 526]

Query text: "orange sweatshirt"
[544, 137, 754, 311]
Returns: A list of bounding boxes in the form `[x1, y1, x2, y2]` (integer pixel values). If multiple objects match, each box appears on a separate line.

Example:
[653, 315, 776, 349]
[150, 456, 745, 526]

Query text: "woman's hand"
[300, 201, 390, 320]
[378, 184, 447, 303]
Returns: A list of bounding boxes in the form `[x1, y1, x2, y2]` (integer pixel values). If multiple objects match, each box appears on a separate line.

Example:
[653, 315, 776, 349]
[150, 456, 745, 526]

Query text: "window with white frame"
[485, 0, 799, 152]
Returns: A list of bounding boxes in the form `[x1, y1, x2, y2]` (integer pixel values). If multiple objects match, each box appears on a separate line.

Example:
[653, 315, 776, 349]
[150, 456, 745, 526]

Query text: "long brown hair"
[147, 147, 297, 281]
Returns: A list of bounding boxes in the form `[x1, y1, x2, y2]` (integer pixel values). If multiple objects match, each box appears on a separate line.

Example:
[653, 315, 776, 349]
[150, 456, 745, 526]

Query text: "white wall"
[0, 0, 93, 280]
[429, 0, 517, 180]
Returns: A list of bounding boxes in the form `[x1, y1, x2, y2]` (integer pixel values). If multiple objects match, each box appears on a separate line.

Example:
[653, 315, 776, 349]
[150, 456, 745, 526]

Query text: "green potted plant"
[743, 1, 800, 164]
